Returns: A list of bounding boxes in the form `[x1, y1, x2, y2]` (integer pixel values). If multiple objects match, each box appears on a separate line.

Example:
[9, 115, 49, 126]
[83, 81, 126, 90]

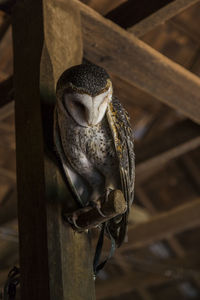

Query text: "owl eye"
[74, 101, 85, 111]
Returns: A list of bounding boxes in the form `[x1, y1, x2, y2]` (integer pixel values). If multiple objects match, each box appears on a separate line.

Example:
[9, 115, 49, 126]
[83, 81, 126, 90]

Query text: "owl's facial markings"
[64, 86, 112, 127]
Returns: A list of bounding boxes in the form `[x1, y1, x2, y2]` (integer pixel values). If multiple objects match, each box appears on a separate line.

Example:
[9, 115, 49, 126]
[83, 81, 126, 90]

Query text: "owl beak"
[87, 106, 99, 126]
[87, 114, 97, 126]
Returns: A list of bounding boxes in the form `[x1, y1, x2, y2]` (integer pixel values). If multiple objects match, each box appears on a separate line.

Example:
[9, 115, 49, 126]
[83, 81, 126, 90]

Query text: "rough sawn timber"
[136, 120, 200, 176]
[74, 0, 200, 124]
[122, 198, 200, 251]
[12, 0, 95, 299]
[128, 0, 200, 37]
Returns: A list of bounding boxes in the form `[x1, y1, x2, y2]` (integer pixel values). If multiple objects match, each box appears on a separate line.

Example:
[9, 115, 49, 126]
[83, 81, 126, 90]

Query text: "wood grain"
[122, 198, 200, 251]
[13, 0, 95, 299]
[105, 0, 172, 29]
[81, 0, 127, 15]
[129, 0, 200, 37]
[74, 0, 200, 124]
[136, 120, 200, 175]
[96, 251, 200, 299]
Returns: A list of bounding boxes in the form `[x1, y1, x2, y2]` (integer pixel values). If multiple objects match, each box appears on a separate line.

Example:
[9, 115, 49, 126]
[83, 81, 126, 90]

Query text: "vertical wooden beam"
[13, 0, 95, 299]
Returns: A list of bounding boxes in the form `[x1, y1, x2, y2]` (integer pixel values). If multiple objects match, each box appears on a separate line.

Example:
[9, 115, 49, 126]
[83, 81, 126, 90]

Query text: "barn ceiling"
[0, 1, 200, 299]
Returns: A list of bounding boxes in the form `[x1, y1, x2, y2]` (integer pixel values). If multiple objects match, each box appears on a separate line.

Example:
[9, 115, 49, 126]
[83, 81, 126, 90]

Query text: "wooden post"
[12, 0, 95, 299]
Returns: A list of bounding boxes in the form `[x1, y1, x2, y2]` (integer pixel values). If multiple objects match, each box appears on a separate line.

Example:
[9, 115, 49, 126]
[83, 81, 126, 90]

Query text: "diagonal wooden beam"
[135, 186, 186, 257]
[0, 11, 10, 41]
[105, 0, 173, 29]
[97, 251, 200, 299]
[74, 0, 200, 124]
[0, 101, 14, 121]
[96, 271, 171, 299]
[136, 120, 200, 176]
[111, 74, 161, 113]
[128, 0, 200, 38]
[0, 167, 16, 181]
[81, 0, 127, 15]
[0, 76, 14, 121]
[121, 198, 200, 251]
[0, 188, 17, 226]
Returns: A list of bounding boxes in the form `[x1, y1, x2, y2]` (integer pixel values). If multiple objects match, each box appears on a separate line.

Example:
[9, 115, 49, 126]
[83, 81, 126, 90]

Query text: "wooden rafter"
[136, 120, 200, 176]
[73, 0, 200, 124]
[128, 0, 200, 37]
[111, 74, 161, 113]
[0, 167, 15, 181]
[122, 198, 200, 251]
[180, 154, 200, 193]
[97, 251, 200, 299]
[0, 102, 14, 121]
[81, 0, 127, 15]
[135, 186, 186, 257]
[96, 271, 171, 299]
[0, 188, 16, 226]
[105, 0, 173, 28]
[0, 11, 10, 41]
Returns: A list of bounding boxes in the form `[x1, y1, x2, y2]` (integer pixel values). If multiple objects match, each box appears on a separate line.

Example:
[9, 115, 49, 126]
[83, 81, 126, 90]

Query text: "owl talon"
[104, 188, 113, 203]
[66, 214, 83, 230]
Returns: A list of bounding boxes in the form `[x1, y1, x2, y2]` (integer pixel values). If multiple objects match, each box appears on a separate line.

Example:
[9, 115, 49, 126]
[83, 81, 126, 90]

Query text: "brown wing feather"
[106, 96, 135, 247]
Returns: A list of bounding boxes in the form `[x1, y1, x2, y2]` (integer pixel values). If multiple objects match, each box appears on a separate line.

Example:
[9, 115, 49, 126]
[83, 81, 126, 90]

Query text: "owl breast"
[59, 114, 119, 180]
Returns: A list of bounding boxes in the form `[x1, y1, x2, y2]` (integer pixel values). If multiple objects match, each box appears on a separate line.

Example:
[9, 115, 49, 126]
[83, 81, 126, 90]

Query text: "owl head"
[56, 63, 113, 127]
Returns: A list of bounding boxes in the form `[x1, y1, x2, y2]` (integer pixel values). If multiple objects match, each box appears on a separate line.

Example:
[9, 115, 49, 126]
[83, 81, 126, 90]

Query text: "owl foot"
[63, 190, 127, 231]
[89, 200, 107, 218]
[89, 188, 114, 217]
[66, 206, 91, 230]
[104, 188, 113, 203]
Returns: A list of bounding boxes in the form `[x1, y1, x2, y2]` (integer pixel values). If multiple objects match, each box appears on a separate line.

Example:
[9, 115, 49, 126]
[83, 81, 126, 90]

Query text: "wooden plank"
[0, 184, 10, 205]
[111, 74, 161, 113]
[96, 271, 170, 299]
[137, 289, 153, 300]
[0, 11, 10, 41]
[81, 0, 127, 15]
[12, 0, 95, 299]
[136, 186, 186, 257]
[136, 120, 200, 176]
[171, 1, 200, 42]
[0, 102, 14, 121]
[0, 26, 13, 78]
[180, 154, 200, 193]
[75, 0, 200, 124]
[0, 76, 13, 108]
[122, 198, 200, 251]
[0, 166, 16, 181]
[129, 204, 150, 224]
[105, 0, 172, 28]
[0, 219, 18, 243]
[0, 188, 16, 226]
[128, 0, 200, 37]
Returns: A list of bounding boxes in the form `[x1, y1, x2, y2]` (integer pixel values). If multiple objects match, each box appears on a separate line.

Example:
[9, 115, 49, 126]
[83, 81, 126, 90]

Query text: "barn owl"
[54, 63, 135, 248]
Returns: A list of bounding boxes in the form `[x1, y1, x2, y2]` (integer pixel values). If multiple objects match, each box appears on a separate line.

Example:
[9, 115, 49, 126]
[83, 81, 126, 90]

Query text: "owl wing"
[54, 107, 90, 207]
[106, 96, 135, 247]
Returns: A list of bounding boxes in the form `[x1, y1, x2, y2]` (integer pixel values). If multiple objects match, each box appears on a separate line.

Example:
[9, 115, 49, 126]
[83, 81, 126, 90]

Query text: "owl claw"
[65, 206, 91, 230]
[66, 214, 83, 230]
[89, 200, 107, 218]
[104, 188, 113, 203]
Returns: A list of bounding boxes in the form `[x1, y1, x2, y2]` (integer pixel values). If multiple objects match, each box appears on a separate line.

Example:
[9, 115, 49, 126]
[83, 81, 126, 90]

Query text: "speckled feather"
[106, 97, 135, 246]
[54, 63, 135, 247]
[57, 64, 109, 96]
[55, 94, 134, 247]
